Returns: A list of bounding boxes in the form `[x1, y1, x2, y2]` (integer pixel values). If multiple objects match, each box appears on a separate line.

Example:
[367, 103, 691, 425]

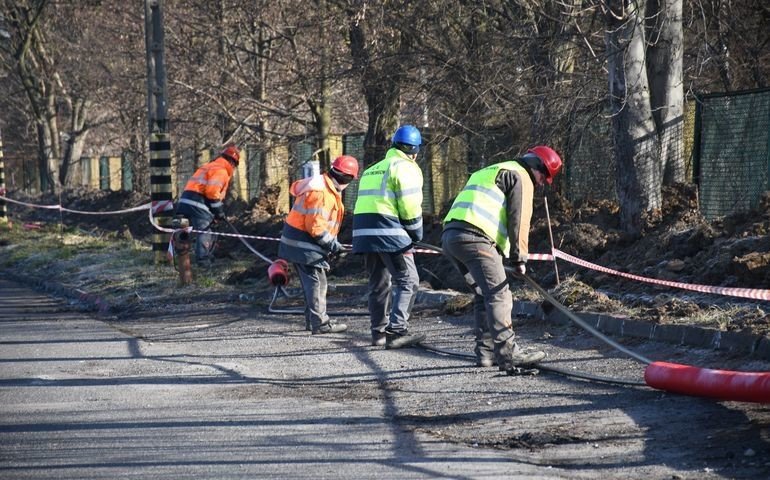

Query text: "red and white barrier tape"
[148, 209, 281, 242]
[0, 194, 151, 215]
[151, 200, 175, 214]
[553, 248, 770, 302]
[9, 193, 764, 302]
[528, 252, 556, 262]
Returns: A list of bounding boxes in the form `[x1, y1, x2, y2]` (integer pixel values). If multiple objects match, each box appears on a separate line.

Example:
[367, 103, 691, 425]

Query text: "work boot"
[371, 331, 387, 347]
[475, 336, 495, 367]
[384, 329, 426, 349]
[312, 321, 348, 335]
[497, 341, 545, 372]
[476, 353, 497, 368]
[305, 319, 312, 331]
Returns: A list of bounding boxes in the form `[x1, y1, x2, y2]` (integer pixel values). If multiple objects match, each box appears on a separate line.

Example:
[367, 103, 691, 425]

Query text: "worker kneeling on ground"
[278, 155, 359, 335]
[174, 144, 240, 268]
[441, 146, 563, 372]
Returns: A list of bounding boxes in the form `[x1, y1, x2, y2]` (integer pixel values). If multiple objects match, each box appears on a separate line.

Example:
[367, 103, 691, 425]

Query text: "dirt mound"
[10, 188, 153, 238]
[7, 182, 770, 336]
[409, 183, 770, 336]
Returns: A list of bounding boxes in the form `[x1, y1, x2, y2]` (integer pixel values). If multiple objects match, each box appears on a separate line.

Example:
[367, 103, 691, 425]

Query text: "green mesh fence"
[121, 152, 132, 191]
[340, 131, 445, 216]
[34, 88, 766, 218]
[291, 139, 315, 181]
[696, 88, 770, 220]
[566, 112, 616, 202]
[342, 133, 365, 213]
[245, 145, 263, 200]
[99, 156, 109, 190]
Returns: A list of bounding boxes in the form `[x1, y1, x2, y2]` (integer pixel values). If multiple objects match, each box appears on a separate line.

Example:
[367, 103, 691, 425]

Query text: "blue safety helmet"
[391, 125, 422, 154]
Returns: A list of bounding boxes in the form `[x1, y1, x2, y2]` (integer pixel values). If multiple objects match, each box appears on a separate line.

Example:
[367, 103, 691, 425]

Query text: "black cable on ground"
[417, 342, 648, 386]
[413, 240, 653, 385]
[416, 241, 651, 365]
[267, 286, 370, 316]
[513, 271, 653, 365]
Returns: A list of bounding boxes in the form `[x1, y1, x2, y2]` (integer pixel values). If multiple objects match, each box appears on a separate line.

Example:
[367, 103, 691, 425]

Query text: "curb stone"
[412, 287, 770, 361]
[4, 270, 113, 315]
[7, 269, 768, 361]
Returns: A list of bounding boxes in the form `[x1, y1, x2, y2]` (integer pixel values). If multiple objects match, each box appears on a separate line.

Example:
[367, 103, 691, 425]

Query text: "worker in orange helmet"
[278, 155, 360, 334]
[175, 144, 240, 267]
[441, 146, 563, 373]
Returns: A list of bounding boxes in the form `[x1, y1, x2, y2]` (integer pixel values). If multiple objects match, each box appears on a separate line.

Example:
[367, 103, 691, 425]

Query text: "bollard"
[171, 216, 193, 286]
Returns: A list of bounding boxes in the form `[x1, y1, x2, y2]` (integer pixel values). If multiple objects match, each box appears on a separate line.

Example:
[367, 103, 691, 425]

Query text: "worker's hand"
[328, 239, 343, 255]
[513, 261, 526, 276]
[211, 211, 226, 225]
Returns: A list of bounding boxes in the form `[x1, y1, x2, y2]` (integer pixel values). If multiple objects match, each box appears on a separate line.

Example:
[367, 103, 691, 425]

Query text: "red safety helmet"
[527, 146, 562, 184]
[221, 145, 241, 165]
[331, 155, 360, 179]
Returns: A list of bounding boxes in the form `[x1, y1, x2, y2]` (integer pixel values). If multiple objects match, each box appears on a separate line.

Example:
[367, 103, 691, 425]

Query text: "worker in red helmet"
[278, 155, 360, 334]
[175, 144, 241, 267]
[441, 146, 563, 373]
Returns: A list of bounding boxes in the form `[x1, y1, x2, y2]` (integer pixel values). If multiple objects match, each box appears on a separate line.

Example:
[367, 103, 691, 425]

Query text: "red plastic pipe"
[644, 361, 770, 403]
[267, 259, 290, 286]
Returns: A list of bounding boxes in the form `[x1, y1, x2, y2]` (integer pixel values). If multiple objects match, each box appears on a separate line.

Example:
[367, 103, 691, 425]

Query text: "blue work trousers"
[177, 205, 215, 263]
[365, 251, 419, 335]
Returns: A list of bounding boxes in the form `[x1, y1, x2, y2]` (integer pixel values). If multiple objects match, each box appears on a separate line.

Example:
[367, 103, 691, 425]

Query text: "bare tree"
[684, 0, 770, 91]
[605, 0, 684, 234]
[1, 0, 767, 211]
[345, 1, 409, 166]
[648, 0, 685, 185]
[0, 0, 109, 192]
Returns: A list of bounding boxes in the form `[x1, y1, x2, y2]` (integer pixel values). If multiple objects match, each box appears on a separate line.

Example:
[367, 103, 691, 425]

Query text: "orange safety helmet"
[331, 155, 360, 179]
[527, 146, 562, 184]
[221, 145, 241, 165]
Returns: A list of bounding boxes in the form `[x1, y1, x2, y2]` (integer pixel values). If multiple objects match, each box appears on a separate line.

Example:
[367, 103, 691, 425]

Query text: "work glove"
[212, 210, 226, 224]
[512, 261, 526, 276]
[328, 239, 343, 255]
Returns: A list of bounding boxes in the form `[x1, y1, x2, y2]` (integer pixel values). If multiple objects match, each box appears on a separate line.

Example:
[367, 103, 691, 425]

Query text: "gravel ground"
[96, 280, 770, 479]
[3, 224, 770, 479]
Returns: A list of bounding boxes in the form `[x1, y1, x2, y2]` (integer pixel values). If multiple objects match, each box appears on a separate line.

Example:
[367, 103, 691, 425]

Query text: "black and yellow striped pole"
[150, 133, 173, 261]
[145, 0, 173, 263]
[0, 129, 6, 225]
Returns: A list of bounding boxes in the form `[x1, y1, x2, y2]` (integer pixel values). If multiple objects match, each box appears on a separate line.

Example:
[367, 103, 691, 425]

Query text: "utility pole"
[144, 0, 174, 263]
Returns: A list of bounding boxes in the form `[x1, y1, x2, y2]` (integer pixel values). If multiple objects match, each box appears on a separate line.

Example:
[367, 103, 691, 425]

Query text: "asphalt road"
[2, 278, 770, 479]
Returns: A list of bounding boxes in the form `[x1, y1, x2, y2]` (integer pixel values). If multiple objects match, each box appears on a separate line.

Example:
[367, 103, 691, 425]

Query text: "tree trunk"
[348, 12, 402, 167]
[60, 98, 90, 188]
[530, 0, 580, 148]
[309, 0, 332, 171]
[309, 95, 332, 170]
[606, 0, 661, 235]
[647, 0, 685, 185]
[129, 128, 148, 195]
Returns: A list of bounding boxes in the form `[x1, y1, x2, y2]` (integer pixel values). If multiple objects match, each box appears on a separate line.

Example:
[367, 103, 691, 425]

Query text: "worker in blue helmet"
[352, 125, 426, 349]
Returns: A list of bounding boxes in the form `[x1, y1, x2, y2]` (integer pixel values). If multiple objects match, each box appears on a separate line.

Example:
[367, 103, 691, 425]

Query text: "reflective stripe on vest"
[443, 161, 526, 257]
[354, 149, 422, 219]
[352, 148, 423, 251]
[279, 174, 343, 266]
